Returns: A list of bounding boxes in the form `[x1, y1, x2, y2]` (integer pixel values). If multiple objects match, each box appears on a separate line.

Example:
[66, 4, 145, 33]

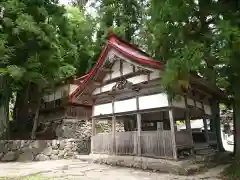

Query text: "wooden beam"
[168, 109, 178, 160]
[102, 68, 112, 73]
[185, 109, 194, 155]
[94, 81, 163, 103]
[92, 118, 96, 136]
[91, 118, 96, 153]
[102, 71, 151, 86]
[92, 81, 101, 86]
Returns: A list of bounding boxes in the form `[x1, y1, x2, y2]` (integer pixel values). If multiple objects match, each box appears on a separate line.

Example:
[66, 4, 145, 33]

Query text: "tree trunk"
[212, 101, 225, 152]
[13, 85, 30, 132]
[0, 75, 10, 139]
[31, 105, 40, 140]
[233, 82, 240, 156]
[30, 85, 42, 140]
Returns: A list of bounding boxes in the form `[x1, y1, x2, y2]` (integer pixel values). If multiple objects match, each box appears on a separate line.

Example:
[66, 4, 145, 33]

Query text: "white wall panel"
[150, 71, 160, 80]
[139, 93, 169, 110]
[114, 98, 137, 113]
[128, 75, 148, 84]
[187, 98, 195, 106]
[92, 88, 101, 95]
[204, 104, 212, 115]
[93, 103, 113, 116]
[101, 83, 115, 92]
[111, 61, 121, 79]
[172, 96, 186, 108]
[122, 61, 133, 75]
[103, 73, 111, 82]
[196, 101, 202, 109]
[69, 84, 78, 95]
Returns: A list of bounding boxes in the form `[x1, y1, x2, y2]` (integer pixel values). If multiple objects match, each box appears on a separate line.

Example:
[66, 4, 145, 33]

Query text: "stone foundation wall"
[0, 139, 90, 162]
[56, 119, 125, 139]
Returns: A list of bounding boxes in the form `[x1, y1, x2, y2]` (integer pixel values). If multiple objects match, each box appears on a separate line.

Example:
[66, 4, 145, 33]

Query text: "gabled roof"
[68, 33, 226, 104]
[68, 33, 164, 103]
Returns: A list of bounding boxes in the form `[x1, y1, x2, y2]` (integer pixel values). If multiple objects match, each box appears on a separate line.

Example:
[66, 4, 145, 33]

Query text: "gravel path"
[0, 160, 227, 180]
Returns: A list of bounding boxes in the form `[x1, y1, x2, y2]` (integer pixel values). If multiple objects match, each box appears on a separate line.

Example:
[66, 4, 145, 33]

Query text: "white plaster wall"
[111, 61, 121, 79]
[122, 61, 133, 75]
[196, 101, 202, 109]
[139, 93, 169, 110]
[127, 74, 148, 84]
[114, 98, 137, 113]
[103, 73, 111, 82]
[150, 71, 160, 80]
[101, 82, 115, 92]
[187, 98, 195, 106]
[93, 103, 113, 116]
[204, 104, 212, 115]
[172, 96, 186, 108]
[48, 94, 55, 102]
[92, 88, 101, 95]
[69, 84, 78, 95]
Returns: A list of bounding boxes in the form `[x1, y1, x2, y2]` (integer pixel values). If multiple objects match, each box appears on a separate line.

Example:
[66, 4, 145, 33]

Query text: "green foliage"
[89, 0, 145, 68]
[222, 160, 240, 180]
[0, 0, 95, 91]
[0, 0, 96, 136]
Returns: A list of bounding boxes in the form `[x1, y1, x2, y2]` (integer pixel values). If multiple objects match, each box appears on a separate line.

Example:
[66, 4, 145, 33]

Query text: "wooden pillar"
[203, 115, 209, 144]
[112, 116, 116, 154]
[91, 118, 96, 153]
[137, 113, 142, 156]
[112, 98, 116, 154]
[185, 110, 194, 154]
[168, 109, 178, 160]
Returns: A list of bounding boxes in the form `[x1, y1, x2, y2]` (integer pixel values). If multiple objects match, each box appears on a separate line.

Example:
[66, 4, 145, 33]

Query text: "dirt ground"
[0, 159, 228, 180]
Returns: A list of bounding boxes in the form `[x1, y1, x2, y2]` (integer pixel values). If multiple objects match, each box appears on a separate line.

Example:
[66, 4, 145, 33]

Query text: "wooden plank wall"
[116, 131, 137, 155]
[91, 130, 176, 159]
[91, 133, 112, 154]
[141, 131, 174, 159]
[66, 106, 92, 120]
[175, 130, 193, 148]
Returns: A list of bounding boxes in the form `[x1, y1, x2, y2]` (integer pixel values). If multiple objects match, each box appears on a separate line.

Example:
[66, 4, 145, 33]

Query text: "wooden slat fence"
[116, 131, 137, 155]
[141, 130, 174, 159]
[91, 133, 112, 154]
[91, 130, 175, 159]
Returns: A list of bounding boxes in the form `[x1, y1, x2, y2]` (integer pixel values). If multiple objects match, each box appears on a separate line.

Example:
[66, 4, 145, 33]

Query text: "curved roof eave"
[68, 34, 164, 102]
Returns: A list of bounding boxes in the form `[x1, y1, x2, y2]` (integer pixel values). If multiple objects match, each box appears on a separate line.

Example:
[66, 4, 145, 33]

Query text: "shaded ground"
[0, 159, 228, 180]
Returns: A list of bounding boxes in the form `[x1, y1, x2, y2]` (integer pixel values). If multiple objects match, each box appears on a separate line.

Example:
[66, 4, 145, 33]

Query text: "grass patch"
[222, 160, 240, 180]
[0, 175, 52, 180]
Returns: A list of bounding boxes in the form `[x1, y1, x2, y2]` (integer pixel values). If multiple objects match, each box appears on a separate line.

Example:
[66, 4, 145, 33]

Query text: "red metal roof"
[68, 33, 164, 103]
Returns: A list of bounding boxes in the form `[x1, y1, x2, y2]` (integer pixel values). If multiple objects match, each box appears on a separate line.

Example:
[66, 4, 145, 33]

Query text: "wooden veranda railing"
[91, 130, 178, 159]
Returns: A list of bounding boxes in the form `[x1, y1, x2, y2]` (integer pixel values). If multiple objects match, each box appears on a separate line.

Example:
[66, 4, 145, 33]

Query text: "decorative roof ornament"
[111, 79, 133, 92]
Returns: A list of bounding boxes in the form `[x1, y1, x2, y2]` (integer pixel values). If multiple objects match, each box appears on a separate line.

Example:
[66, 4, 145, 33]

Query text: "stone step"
[195, 148, 216, 155]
